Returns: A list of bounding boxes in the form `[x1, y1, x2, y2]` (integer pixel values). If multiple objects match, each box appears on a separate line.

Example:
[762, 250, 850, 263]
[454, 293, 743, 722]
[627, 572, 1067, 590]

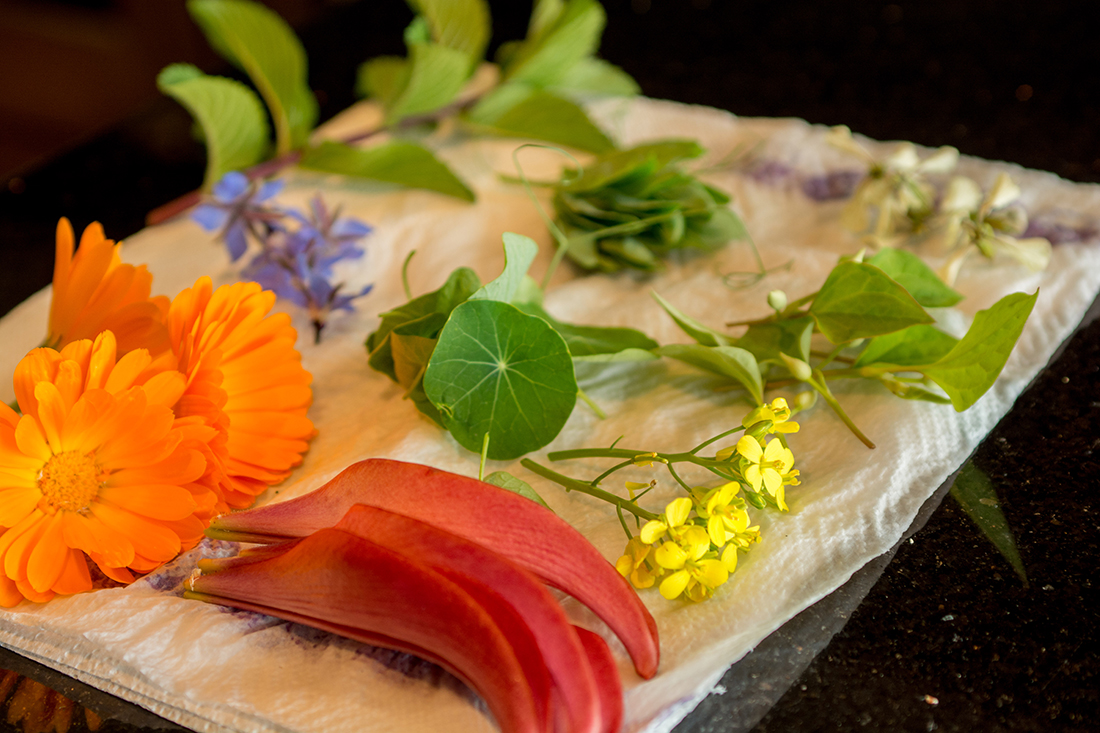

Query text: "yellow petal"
[665, 497, 692, 527]
[659, 569, 690, 600]
[736, 435, 762, 463]
[654, 541, 687, 570]
[692, 559, 729, 590]
[721, 544, 738, 573]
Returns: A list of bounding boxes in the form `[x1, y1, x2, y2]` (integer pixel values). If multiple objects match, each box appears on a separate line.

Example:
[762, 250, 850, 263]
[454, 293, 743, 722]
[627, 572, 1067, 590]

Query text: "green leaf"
[385, 41, 472, 123]
[483, 471, 555, 511]
[528, 0, 564, 38]
[651, 292, 731, 347]
[470, 233, 539, 303]
[867, 248, 963, 308]
[157, 64, 268, 187]
[300, 140, 475, 202]
[408, 0, 490, 61]
[561, 141, 704, 194]
[853, 324, 958, 368]
[656, 344, 764, 405]
[187, 0, 317, 154]
[355, 56, 408, 103]
[424, 300, 578, 460]
[550, 57, 639, 98]
[949, 461, 1028, 584]
[365, 267, 482, 380]
[919, 290, 1038, 411]
[516, 301, 659, 358]
[572, 348, 659, 364]
[503, 0, 605, 87]
[735, 317, 814, 364]
[810, 261, 934, 344]
[469, 89, 613, 153]
[880, 379, 952, 404]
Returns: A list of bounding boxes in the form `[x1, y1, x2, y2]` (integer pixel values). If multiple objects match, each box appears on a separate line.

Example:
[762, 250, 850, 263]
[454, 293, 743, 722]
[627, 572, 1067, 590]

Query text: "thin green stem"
[810, 370, 875, 449]
[591, 458, 636, 487]
[689, 425, 746, 455]
[576, 387, 606, 419]
[521, 459, 658, 521]
[665, 463, 694, 493]
[815, 343, 848, 370]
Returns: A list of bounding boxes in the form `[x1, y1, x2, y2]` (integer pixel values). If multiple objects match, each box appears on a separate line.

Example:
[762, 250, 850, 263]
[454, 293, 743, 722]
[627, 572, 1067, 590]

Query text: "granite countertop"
[1, 2, 1096, 732]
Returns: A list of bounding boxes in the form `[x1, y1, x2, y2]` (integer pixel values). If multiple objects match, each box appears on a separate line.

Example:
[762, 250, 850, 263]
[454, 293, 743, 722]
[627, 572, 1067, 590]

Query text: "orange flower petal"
[97, 484, 197, 522]
[90, 503, 180, 563]
[51, 548, 92, 596]
[104, 350, 153, 395]
[0, 487, 41, 528]
[13, 348, 61, 416]
[33, 382, 67, 454]
[13, 417, 51, 463]
[62, 512, 133, 569]
[0, 572, 24, 607]
[27, 513, 68, 593]
[14, 578, 53, 604]
[2, 512, 49, 582]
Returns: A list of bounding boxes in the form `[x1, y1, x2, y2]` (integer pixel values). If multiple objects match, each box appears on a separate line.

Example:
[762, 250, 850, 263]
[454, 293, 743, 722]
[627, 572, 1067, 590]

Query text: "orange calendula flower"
[0, 332, 218, 607]
[165, 277, 314, 511]
[46, 218, 169, 355]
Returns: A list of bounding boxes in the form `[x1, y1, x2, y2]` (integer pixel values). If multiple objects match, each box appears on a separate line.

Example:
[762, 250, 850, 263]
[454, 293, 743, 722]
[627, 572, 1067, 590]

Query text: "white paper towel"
[1, 97, 1098, 733]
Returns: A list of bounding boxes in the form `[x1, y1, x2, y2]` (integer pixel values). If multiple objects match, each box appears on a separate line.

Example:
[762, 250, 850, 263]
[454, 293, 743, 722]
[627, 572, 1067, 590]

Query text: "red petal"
[208, 458, 660, 678]
[192, 529, 543, 733]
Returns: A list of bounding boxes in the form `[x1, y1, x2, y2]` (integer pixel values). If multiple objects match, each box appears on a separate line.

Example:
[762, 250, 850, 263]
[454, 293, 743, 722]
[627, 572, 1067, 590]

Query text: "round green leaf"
[424, 300, 577, 460]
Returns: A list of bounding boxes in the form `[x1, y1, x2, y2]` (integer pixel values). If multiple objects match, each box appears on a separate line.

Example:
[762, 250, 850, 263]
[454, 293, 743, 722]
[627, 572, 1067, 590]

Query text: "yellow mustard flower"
[653, 524, 728, 601]
[741, 397, 800, 435]
[615, 537, 663, 589]
[639, 496, 693, 544]
[736, 435, 798, 511]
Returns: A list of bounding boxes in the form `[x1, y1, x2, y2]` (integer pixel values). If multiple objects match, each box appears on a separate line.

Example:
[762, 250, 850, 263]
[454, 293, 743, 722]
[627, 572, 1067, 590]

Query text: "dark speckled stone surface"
[2, 2, 1097, 731]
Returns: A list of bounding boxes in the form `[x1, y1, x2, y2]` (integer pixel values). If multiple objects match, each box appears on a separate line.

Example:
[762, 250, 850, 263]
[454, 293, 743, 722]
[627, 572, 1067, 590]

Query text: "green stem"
[521, 459, 658, 521]
[815, 343, 848, 370]
[576, 387, 606, 419]
[810, 369, 875, 449]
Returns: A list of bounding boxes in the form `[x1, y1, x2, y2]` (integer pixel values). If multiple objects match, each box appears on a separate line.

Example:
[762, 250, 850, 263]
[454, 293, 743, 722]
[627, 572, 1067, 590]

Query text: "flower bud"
[766, 290, 788, 312]
[795, 390, 817, 411]
[780, 353, 813, 382]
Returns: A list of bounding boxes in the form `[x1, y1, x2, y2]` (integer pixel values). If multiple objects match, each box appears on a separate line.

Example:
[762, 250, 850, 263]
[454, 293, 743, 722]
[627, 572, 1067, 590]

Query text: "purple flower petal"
[192, 204, 228, 232]
[214, 171, 250, 202]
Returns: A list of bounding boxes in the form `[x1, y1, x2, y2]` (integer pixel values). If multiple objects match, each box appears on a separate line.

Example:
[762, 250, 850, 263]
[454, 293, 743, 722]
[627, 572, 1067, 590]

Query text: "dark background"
[1, 1, 1098, 731]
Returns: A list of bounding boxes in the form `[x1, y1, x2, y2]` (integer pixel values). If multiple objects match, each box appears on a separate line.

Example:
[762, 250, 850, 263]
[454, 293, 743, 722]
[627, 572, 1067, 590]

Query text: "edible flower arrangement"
[0, 1, 1060, 732]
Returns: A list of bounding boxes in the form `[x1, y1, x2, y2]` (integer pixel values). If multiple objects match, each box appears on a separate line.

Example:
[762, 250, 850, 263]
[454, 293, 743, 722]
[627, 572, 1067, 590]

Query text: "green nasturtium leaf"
[483, 471, 555, 511]
[157, 64, 268, 187]
[187, 0, 317, 154]
[424, 299, 578, 460]
[919, 290, 1038, 411]
[300, 140, 475, 202]
[656, 344, 764, 405]
[853, 324, 958, 368]
[470, 89, 613, 153]
[735, 317, 815, 364]
[810, 261, 934, 344]
[470, 233, 539, 303]
[502, 0, 605, 87]
[868, 248, 963, 308]
[408, 0, 491, 62]
[652, 292, 731, 347]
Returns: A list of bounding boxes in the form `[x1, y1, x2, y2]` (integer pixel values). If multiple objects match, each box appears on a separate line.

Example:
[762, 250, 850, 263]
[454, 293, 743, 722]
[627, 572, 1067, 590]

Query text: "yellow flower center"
[37, 451, 103, 513]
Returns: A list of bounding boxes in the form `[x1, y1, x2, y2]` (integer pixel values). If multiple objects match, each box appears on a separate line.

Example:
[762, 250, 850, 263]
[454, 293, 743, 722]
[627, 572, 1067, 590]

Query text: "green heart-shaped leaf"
[300, 140, 475, 201]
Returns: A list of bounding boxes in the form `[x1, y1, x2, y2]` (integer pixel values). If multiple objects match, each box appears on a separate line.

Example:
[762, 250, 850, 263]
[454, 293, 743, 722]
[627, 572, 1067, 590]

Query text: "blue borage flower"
[193, 173, 373, 342]
[192, 172, 285, 262]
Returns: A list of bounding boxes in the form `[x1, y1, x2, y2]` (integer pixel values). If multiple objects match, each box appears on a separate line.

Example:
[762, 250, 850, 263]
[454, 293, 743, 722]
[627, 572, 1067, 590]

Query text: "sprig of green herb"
[654, 247, 1038, 447]
[155, 0, 638, 221]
